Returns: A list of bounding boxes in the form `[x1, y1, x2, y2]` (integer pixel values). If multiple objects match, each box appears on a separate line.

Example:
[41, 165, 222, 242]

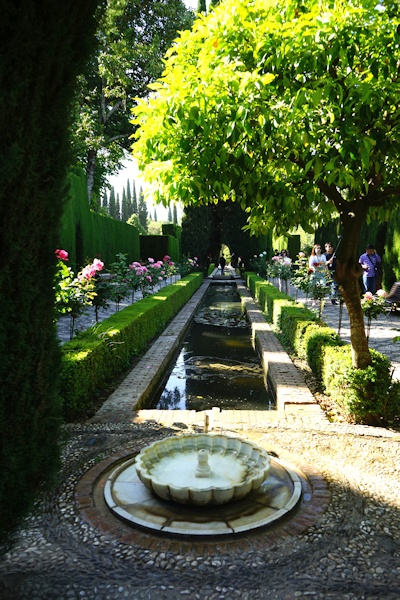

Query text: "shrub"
[303, 324, 343, 382]
[60, 273, 203, 419]
[245, 271, 399, 425]
[323, 346, 400, 424]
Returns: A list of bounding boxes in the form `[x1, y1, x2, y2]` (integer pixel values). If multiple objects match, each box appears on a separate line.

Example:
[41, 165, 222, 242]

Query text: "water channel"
[151, 282, 275, 411]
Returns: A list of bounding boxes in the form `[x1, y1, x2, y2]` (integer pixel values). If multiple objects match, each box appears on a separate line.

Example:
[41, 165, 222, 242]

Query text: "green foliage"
[251, 252, 268, 278]
[323, 346, 400, 424]
[178, 256, 200, 278]
[140, 235, 180, 263]
[383, 205, 400, 289]
[303, 325, 343, 382]
[245, 273, 398, 424]
[60, 169, 140, 271]
[181, 202, 268, 270]
[133, 0, 400, 233]
[0, 0, 104, 541]
[278, 306, 317, 354]
[127, 213, 147, 235]
[72, 0, 194, 201]
[60, 273, 203, 419]
[132, 0, 400, 368]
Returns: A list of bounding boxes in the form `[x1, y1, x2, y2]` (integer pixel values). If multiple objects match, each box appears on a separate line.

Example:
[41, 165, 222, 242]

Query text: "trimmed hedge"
[60, 273, 203, 419]
[61, 169, 140, 272]
[323, 346, 400, 424]
[245, 272, 400, 424]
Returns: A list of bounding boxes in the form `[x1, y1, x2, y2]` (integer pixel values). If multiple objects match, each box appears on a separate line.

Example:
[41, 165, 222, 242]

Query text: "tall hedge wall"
[60, 169, 140, 271]
[140, 234, 179, 262]
[0, 0, 103, 540]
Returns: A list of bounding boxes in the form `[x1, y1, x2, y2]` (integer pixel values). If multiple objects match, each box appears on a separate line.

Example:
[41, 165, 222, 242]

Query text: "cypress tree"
[116, 193, 121, 220]
[173, 203, 178, 225]
[168, 204, 173, 222]
[0, 0, 104, 539]
[197, 0, 207, 13]
[109, 187, 117, 218]
[126, 179, 133, 218]
[121, 187, 129, 221]
[138, 187, 148, 230]
[154, 208, 157, 221]
[102, 189, 108, 212]
[132, 180, 138, 214]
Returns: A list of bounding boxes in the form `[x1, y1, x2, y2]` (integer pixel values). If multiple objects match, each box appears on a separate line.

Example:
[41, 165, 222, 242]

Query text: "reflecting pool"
[152, 284, 275, 411]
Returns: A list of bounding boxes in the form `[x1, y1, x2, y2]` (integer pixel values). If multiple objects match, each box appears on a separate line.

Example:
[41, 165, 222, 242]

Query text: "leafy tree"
[126, 179, 133, 219]
[148, 220, 163, 235]
[127, 213, 147, 235]
[72, 0, 194, 204]
[132, 0, 400, 369]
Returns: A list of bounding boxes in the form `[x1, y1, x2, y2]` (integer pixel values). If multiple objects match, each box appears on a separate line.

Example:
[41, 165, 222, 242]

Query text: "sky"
[106, 0, 199, 222]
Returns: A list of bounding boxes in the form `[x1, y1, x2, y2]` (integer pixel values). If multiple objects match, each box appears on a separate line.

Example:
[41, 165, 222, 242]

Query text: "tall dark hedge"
[0, 0, 104, 539]
[181, 202, 268, 268]
[60, 169, 140, 272]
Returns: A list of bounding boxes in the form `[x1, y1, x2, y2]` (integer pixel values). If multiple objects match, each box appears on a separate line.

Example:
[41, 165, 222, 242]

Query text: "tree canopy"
[72, 0, 194, 203]
[132, 0, 400, 368]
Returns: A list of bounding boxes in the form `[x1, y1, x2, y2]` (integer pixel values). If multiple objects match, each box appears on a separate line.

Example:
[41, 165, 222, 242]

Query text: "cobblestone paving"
[0, 421, 399, 599]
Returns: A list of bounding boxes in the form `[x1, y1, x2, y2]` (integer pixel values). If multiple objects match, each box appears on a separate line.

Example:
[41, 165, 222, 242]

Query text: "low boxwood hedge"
[60, 273, 203, 420]
[245, 272, 400, 424]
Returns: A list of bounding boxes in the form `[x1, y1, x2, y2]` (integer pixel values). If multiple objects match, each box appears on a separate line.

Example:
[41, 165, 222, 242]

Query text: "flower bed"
[60, 273, 203, 420]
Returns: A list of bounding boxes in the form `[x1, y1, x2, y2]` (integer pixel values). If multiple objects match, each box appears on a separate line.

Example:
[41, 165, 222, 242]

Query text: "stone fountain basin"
[134, 434, 271, 505]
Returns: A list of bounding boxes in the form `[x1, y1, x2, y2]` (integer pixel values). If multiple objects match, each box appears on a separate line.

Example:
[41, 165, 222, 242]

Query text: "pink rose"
[163, 255, 170, 262]
[364, 291, 374, 300]
[376, 289, 387, 298]
[55, 249, 68, 261]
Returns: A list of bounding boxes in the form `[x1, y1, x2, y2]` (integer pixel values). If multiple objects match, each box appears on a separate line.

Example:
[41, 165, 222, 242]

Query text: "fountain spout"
[195, 449, 211, 478]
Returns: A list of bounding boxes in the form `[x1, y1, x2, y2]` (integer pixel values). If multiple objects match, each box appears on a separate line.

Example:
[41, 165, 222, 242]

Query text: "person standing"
[219, 255, 226, 276]
[308, 244, 327, 305]
[278, 249, 292, 294]
[359, 244, 381, 294]
[324, 242, 339, 304]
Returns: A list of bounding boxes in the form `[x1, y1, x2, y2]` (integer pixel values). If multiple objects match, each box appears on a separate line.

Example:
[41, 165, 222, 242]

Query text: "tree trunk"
[334, 204, 371, 369]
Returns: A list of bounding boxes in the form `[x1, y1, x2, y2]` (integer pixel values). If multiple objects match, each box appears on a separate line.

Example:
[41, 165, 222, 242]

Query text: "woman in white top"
[309, 244, 327, 277]
[308, 244, 327, 304]
[279, 249, 292, 294]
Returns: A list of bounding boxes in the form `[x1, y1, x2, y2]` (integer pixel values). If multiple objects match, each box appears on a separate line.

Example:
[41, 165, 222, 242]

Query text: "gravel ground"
[0, 420, 399, 600]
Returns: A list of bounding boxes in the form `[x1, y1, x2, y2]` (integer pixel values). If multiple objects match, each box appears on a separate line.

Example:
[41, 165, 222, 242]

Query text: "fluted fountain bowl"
[135, 434, 271, 505]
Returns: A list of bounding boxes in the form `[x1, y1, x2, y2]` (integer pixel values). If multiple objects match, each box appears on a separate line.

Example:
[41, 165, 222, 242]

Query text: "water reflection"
[152, 285, 275, 411]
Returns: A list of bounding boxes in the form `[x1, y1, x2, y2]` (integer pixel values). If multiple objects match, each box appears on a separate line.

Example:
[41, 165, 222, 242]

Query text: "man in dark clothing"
[324, 242, 339, 304]
[219, 255, 226, 275]
[359, 244, 382, 294]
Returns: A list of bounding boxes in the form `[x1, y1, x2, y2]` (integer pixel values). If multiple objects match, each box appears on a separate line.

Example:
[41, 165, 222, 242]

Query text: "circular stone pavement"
[75, 444, 330, 550]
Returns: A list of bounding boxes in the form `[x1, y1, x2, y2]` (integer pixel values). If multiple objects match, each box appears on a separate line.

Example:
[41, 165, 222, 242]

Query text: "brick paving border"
[75, 445, 331, 552]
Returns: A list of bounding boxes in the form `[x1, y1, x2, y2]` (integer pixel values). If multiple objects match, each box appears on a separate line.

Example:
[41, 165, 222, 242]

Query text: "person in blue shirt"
[359, 244, 381, 294]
